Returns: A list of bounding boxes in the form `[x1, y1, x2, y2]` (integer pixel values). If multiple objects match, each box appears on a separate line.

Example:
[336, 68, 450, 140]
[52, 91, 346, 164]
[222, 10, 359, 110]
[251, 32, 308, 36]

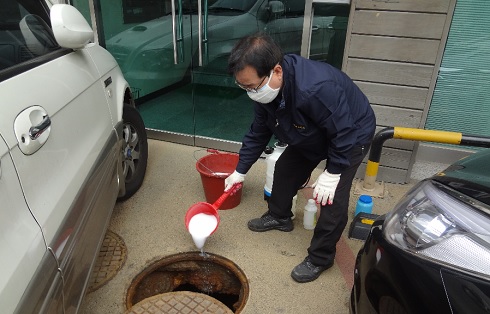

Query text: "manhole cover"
[125, 291, 233, 314]
[127, 252, 249, 313]
[87, 230, 127, 293]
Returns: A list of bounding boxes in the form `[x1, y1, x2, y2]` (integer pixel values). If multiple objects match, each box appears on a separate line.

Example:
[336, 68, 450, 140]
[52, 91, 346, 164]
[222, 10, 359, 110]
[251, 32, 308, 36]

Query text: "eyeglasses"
[235, 74, 269, 93]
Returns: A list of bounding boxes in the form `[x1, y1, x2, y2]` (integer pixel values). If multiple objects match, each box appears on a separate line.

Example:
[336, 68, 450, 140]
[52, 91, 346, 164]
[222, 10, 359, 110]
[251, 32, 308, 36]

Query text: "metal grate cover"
[126, 291, 233, 314]
[87, 230, 127, 293]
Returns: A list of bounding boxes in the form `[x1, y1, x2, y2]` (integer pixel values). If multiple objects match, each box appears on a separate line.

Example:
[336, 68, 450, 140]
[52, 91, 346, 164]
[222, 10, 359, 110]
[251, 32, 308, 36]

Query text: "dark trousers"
[268, 144, 369, 267]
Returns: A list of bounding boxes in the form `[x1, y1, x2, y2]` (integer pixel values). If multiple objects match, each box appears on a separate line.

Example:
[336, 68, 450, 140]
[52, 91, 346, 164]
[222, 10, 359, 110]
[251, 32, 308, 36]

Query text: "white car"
[0, 2, 147, 313]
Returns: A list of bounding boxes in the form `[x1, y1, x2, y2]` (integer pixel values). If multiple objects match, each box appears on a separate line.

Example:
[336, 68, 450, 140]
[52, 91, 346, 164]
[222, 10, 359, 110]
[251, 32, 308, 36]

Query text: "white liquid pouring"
[188, 213, 218, 250]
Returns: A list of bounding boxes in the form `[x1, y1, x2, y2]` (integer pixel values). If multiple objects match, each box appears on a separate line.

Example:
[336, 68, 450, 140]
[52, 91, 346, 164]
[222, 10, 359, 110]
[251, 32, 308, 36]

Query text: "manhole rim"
[126, 251, 249, 313]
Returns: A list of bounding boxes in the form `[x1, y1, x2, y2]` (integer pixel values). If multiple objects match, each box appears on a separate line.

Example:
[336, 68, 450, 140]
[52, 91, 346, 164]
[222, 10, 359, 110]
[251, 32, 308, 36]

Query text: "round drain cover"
[126, 291, 233, 314]
[87, 230, 127, 293]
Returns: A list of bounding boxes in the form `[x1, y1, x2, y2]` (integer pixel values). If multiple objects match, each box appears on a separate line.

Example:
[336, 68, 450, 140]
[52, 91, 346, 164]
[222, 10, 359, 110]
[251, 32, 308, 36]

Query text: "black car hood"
[432, 149, 490, 206]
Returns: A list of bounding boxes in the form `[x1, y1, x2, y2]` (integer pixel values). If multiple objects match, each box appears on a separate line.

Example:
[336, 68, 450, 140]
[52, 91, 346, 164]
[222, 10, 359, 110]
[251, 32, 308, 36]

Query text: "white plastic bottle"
[263, 142, 298, 219]
[264, 142, 287, 199]
[291, 194, 298, 220]
[303, 199, 318, 230]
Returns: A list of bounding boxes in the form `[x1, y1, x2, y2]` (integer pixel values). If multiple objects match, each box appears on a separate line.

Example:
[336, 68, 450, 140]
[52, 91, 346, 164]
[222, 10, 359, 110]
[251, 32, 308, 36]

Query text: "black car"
[351, 149, 490, 314]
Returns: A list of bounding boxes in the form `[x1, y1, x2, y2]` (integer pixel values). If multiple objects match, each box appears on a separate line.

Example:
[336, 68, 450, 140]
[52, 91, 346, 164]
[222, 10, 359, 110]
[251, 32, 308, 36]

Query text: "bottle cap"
[307, 199, 316, 205]
[359, 195, 372, 203]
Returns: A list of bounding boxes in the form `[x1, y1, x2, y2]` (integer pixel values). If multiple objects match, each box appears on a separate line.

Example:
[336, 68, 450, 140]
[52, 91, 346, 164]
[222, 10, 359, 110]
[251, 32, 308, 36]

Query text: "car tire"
[117, 105, 148, 202]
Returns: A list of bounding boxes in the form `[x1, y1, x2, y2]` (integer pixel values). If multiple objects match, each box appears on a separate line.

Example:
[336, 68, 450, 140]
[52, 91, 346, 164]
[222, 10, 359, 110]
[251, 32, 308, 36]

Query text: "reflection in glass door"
[301, 0, 350, 67]
[74, 0, 350, 149]
[191, 0, 352, 147]
[103, 0, 196, 143]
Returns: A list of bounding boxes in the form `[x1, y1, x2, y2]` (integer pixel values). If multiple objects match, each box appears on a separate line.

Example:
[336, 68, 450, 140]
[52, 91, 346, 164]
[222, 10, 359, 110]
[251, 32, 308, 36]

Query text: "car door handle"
[14, 105, 51, 155]
[312, 25, 320, 31]
[29, 115, 51, 140]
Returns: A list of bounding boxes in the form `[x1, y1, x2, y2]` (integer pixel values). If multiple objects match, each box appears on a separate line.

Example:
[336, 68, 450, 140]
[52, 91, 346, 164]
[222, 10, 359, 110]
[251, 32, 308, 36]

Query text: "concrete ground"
[79, 139, 442, 314]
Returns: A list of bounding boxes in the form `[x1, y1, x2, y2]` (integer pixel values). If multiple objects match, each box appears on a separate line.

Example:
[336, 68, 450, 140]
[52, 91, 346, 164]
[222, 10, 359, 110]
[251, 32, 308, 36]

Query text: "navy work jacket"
[235, 54, 376, 175]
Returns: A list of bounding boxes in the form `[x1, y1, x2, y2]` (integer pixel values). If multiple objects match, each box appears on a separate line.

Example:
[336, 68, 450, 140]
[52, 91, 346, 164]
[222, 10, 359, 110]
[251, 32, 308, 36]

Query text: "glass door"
[191, 0, 352, 147]
[301, 0, 350, 67]
[73, 0, 351, 149]
[189, 0, 264, 146]
[101, 0, 197, 144]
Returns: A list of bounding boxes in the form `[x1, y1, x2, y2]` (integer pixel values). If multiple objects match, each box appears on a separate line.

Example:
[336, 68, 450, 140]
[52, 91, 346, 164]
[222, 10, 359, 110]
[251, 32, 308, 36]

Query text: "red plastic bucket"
[196, 152, 242, 210]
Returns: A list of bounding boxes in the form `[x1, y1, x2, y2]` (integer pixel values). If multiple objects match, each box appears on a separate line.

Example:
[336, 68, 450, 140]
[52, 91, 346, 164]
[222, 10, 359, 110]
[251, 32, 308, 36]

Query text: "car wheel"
[117, 105, 148, 202]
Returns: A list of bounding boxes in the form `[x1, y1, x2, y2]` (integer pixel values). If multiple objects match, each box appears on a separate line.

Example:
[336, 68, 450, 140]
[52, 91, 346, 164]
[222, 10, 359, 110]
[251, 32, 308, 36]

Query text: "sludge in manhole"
[126, 252, 249, 313]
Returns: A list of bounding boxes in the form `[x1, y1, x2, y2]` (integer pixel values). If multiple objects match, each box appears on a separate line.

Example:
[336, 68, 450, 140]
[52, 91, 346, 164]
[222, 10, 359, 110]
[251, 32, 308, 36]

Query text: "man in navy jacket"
[225, 33, 376, 283]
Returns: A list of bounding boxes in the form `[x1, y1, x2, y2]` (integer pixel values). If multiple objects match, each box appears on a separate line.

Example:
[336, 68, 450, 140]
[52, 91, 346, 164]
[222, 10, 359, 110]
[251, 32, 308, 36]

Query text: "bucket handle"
[212, 183, 242, 209]
[194, 148, 236, 178]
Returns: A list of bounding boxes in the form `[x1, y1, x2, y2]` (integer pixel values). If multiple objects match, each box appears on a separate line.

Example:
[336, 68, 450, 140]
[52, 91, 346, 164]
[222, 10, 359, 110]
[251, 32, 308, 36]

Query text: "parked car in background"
[106, 0, 348, 97]
[0, 1, 147, 313]
[351, 148, 490, 314]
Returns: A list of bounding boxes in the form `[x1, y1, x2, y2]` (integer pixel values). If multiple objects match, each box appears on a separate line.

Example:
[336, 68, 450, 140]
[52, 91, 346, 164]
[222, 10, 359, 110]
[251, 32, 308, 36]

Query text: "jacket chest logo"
[293, 123, 305, 130]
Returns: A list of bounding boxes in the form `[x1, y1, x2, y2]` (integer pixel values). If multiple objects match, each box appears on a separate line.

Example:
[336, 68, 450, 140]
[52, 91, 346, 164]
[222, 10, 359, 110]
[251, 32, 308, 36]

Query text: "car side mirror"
[268, 1, 285, 16]
[50, 4, 93, 49]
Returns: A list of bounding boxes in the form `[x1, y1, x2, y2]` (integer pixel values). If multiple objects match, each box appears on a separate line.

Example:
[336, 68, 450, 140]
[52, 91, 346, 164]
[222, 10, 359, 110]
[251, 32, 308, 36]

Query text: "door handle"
[171, 0, 184, 64]
[171, 0, 177, 64]
[312, 25, 319, 31]
[197, 0, 209, 66]
[14, 105, 51, 155]
[197, 0, 208, 66]
[29, 115, 51, 140]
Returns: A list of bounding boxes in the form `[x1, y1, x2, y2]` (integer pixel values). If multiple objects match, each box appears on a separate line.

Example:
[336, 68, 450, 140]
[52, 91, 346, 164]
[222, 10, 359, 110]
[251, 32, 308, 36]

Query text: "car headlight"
[384, 180, 490, 278]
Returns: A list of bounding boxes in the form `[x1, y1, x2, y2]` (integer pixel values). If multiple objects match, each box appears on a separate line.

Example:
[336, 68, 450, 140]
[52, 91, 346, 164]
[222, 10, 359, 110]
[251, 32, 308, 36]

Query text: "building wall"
[344, 0, 456, 183]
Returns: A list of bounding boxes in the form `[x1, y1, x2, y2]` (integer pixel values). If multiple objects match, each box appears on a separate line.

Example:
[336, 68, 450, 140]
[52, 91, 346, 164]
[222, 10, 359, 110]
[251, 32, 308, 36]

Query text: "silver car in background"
[107, 0, 348, 98]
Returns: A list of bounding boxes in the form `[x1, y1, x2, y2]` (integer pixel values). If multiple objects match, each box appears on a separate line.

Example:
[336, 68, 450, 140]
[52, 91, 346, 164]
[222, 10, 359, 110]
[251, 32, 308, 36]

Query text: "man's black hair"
[228, 32, 283, 78]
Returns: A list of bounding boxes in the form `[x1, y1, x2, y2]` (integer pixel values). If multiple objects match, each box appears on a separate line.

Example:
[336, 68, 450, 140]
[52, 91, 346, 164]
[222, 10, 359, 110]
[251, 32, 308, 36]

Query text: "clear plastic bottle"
[303, 199, 317, 230]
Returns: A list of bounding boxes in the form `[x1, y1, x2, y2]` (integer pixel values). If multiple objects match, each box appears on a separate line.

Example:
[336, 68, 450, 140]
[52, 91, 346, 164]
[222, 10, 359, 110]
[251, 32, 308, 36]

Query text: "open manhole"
[126, 252, 249, 313]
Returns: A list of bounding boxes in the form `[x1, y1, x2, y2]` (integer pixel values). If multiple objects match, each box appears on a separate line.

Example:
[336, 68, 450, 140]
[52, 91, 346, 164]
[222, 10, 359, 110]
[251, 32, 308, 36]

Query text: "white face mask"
[247, 71, 280, 104]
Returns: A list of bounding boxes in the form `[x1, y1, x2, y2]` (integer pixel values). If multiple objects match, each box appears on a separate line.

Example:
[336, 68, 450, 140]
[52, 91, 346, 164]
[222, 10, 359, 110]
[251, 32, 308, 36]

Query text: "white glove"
[224, 170, 246, 192]
[312, 170, 341, 206]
